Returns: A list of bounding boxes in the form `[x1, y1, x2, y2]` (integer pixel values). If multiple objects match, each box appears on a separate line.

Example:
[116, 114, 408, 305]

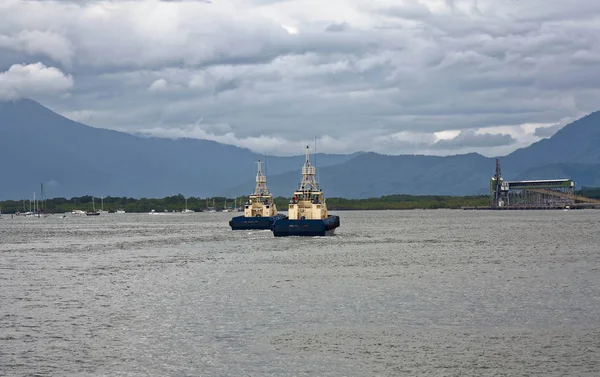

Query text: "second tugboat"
[229, 160, 285, 230]
[271, 146, 340, 237]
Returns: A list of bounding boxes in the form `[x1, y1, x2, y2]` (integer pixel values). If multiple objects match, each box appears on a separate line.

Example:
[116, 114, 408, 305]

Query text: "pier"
[463, 159, 600, 210]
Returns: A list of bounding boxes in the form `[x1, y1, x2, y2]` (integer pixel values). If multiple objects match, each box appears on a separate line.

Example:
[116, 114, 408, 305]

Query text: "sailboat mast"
[40, 182, 45, 214]
[315, 137, 318, 185]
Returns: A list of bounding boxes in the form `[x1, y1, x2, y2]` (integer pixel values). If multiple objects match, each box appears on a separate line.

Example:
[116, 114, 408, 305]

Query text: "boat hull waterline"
[230, 213, 286, 230]
[271, 215, 340, 237]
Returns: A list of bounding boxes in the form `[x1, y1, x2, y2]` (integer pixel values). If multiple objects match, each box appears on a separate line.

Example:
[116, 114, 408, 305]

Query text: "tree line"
[3, 188, 598, 214]
[0, 193, 496, 213]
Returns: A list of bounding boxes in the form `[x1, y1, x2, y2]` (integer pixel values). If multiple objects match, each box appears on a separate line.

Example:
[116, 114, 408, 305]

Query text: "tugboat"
[271, 145, 340, 237]
[229, 160, 285, 230]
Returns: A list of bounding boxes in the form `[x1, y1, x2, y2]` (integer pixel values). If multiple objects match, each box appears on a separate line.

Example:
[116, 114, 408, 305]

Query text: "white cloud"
[0, 63, 73, 100]
[148, 78, 169, 91]
[433, 129, 516, 150]
[1, 0, 600, 156]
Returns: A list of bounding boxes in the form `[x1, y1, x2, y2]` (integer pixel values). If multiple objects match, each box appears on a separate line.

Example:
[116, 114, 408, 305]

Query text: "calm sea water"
[1, 210, 599, 376]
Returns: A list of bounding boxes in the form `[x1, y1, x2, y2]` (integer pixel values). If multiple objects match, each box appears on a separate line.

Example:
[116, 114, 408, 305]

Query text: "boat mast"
[299, 146, 319, 194]
[40, 183, 44, 214]
[314, 137, 318, 185]
[253, 160, 270, 196]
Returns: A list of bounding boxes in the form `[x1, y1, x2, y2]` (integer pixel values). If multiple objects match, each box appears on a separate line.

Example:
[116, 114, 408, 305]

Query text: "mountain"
[502, 110, 600, 171]
[0, 99, 357, 200]
[2, 99, 600, 200]
[227, 152, 493, 198]
[230, 109, 600, 198]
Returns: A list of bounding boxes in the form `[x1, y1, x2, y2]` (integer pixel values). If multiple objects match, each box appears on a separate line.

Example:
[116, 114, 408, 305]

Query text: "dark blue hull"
[229, 214, 286, 230]
[271, 215, 340, 237]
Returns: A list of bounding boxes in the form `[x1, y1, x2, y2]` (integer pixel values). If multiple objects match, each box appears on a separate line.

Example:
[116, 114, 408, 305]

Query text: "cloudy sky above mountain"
[1, 0, 598, 156]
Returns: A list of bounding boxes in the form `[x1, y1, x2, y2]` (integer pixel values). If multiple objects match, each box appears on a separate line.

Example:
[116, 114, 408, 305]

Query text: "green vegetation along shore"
[2, 188, 599, 214]
[1, 194, 490, 213]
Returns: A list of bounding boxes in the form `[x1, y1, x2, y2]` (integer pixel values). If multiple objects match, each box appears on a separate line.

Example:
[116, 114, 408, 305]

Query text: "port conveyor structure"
[490, 159, 600, 209]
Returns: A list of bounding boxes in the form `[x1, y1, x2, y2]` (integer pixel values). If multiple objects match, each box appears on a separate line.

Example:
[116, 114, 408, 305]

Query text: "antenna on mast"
[314, 137, 319, 186]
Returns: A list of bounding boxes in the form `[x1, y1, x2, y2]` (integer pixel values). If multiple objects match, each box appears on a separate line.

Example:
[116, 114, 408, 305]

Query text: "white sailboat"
[222, 199, 232, 212]
[71, 197, 85, 215]
[206, 198, 216, 212]
[182, 197, 194, 213]
[25, 192, 38, 217]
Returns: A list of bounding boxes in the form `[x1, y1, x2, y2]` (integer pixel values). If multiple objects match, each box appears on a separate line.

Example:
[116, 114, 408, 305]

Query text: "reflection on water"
[1, 210, 599, 376]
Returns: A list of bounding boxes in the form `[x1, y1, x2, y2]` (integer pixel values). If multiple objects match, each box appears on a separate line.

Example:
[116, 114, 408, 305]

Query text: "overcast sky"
[1, 0, 598, 156]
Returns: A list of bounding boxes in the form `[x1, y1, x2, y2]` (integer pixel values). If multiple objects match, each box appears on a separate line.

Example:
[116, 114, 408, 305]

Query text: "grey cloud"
[2, 0, 600, 156]
[381, 3, 432, 20]
[325, 22, 349, 33]
[434, 130, 517, 150]
[213, 78, 242, 95]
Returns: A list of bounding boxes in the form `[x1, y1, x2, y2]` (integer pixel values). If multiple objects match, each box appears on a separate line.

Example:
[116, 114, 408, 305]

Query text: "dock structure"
[467, 159, 600, 210]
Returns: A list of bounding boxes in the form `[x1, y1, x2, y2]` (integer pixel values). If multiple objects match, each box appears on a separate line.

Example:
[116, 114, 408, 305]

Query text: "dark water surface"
[1, 210, 599, 376]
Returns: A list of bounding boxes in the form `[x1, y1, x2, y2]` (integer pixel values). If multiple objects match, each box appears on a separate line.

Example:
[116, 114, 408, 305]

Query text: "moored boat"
[86, 197, 100, 216]
[271, 145, 340, 237]
[229, 159, 285, 230]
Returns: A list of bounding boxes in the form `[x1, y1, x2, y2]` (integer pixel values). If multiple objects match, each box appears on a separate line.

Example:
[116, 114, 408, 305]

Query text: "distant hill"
[2, 99, 600, 200]
[226, 152, 493, 198]
[229, 110, 600, 198]
[0, 99, 357, 199]
[502, 110, 600, 172]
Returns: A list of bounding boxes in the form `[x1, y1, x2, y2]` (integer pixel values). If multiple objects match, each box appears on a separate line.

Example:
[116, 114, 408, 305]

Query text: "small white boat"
[205, 198, 217, 212]
[182, 198, 194, 213]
